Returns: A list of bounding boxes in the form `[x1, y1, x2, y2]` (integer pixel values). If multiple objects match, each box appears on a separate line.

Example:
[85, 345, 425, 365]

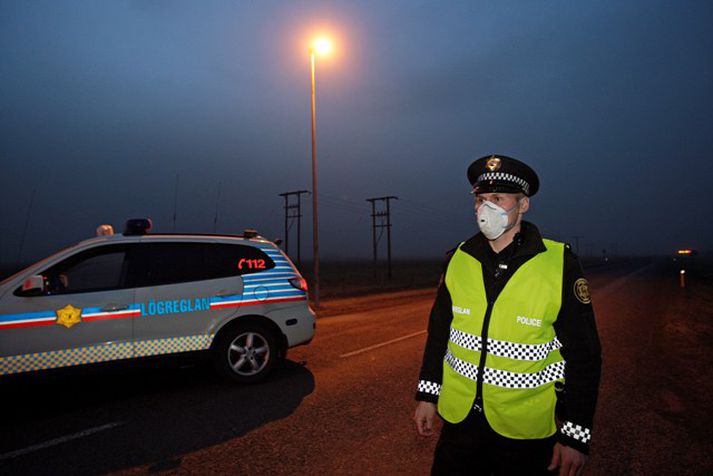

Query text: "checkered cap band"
[450, 328, 562, 362]
[561, 421, 592, 443]
[445, 351, 565, 389]
[477, 172, 530, 195]
[417, 380, 442, 396]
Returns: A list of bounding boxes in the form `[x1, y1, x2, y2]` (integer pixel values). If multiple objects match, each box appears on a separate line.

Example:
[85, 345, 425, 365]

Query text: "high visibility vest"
[438, 239, 565, 439]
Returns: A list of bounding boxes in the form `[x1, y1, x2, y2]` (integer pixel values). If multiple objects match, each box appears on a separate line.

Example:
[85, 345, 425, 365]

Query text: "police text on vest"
[452, 306, 471, 316]
[516, 315, 542, 327]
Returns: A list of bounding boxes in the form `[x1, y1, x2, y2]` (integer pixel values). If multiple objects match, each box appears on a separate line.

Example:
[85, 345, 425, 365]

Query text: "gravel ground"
[587, 259, 713, 475]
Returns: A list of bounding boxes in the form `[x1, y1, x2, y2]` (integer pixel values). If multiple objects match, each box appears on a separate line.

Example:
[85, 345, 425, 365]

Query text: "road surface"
[0, 259, 710, 475]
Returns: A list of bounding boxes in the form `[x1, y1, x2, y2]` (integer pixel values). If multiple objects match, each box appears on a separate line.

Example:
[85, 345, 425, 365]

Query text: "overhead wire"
[294, 192, 473, 246]
[319, 193, 471, 238]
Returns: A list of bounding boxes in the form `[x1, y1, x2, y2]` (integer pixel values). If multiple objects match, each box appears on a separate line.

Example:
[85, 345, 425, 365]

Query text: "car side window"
[206, 244, 276, 278]
[137, 243, 208, 287]
[41, 245, 129, 295]
[121, 242, 278, 288]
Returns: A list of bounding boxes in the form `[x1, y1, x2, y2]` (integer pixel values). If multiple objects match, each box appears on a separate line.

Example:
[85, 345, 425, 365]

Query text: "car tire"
[213, 322, 278, 383]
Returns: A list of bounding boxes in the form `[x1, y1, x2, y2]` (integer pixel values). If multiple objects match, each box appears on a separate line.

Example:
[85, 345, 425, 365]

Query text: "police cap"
[467, 154, 539, 197]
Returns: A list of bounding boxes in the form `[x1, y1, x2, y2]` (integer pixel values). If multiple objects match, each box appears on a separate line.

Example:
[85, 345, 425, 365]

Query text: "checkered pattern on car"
[417, 380, 442, 396]
[0, 334, 215, 375]
[0, 342, 133, 375]
[477, 172, 530, 195]
[561, 421, 592, 443]
[449, 328, 562, 361]
[445, 350, 565, 389]
[134, 334, 215, 357]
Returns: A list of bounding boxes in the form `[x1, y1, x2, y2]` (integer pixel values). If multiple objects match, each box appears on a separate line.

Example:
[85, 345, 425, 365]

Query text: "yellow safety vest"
[438, 239, 565, 439]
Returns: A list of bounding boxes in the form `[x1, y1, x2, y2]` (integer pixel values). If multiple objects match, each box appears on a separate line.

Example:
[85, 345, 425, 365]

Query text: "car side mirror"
[20, 275, 46, 296]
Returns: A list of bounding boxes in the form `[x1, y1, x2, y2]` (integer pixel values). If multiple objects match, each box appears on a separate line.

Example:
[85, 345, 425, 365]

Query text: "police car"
[0, 219, 315, 383]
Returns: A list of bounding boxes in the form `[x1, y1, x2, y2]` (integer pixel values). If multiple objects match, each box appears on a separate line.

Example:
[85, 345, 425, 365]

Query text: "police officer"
[413, 154, 601, 475]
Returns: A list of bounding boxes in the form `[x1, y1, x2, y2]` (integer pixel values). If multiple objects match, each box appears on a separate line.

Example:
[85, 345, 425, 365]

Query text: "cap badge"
[485, 156, 501, 172]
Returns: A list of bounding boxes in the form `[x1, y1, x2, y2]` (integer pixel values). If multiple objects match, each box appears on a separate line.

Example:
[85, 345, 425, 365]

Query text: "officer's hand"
[548, 442, 587, 476]
[413, 401, 437, 436]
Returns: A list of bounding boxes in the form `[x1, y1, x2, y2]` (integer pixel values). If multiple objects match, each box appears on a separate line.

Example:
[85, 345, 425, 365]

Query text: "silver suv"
[0, 220, 315, 383]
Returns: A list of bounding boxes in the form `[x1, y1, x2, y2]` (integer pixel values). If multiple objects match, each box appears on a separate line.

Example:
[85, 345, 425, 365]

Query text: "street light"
[309, 36, 332, 308]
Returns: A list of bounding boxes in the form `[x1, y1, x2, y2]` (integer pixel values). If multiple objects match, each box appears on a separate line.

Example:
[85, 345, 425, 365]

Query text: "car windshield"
[0, 244, 76, 287]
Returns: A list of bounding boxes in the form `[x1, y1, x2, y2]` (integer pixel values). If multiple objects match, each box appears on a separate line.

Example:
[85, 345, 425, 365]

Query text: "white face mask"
[477, 200, 519, 240]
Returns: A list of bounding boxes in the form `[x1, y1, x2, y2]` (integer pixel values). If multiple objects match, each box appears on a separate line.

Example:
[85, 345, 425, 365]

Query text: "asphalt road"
[1, 259, 710, 475]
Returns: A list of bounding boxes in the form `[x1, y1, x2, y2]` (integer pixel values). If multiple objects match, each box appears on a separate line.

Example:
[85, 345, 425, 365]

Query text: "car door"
[0, 243, 139, 374]
[131, 241, 247, 357]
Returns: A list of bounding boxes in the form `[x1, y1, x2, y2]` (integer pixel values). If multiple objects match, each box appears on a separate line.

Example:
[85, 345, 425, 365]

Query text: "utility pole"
[213, 181, 222, 233]
[366, 196, 398, 279]
[172, 173, 179, 232]
[18, 189, 36, 262]
[279, 190, 310, 267]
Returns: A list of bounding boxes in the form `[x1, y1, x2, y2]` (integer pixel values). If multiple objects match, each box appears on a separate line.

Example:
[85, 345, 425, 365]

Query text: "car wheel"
[214, 323, 278, 383]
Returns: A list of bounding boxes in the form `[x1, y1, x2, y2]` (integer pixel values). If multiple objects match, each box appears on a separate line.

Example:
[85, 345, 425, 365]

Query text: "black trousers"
[431, 410, 557, 476]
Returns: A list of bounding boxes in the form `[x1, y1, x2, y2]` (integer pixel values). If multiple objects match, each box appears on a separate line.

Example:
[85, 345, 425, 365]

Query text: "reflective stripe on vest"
[445, 350, 565, 388]
[438, 238, 565, 440]
[449, 328, 563, 361]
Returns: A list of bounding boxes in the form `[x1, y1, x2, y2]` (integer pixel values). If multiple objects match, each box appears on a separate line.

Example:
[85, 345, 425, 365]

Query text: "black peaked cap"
[467, 154, 539, 197]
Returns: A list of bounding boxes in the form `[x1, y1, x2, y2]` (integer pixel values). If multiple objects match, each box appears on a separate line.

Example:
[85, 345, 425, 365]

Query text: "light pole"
[309, 37, 332, 308]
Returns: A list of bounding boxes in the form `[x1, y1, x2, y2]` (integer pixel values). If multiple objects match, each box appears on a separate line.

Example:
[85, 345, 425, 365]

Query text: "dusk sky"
[1, 0, 712, 265]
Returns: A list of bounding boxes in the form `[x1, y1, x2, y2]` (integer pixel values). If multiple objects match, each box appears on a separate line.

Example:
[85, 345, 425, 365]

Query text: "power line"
[316, 195, 368, 215]
[317, 193, 371, 213]
[398, 197, 467, 221]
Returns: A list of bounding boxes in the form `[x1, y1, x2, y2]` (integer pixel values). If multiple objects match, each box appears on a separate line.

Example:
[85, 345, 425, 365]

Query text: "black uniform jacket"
[416, 221, 602, 454]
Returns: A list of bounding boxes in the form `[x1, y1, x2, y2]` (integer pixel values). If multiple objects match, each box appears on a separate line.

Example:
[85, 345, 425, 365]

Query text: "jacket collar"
[461, 221, 547, 261]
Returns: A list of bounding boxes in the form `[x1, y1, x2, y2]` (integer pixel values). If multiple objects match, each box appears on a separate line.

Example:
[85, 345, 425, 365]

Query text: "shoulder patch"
[574, 278, 591, 304]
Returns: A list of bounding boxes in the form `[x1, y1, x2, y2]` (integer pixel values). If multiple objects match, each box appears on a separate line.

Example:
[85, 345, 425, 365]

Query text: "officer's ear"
[518, 195, 529, 214]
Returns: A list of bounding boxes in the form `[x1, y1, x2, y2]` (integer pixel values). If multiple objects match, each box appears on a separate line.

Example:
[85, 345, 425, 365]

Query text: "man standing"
[414, 154, 601, 475]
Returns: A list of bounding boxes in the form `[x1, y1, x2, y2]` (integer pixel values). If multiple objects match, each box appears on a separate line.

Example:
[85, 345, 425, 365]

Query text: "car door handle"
[102, 304, 129, 312]
[214, 290, 238, 298]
